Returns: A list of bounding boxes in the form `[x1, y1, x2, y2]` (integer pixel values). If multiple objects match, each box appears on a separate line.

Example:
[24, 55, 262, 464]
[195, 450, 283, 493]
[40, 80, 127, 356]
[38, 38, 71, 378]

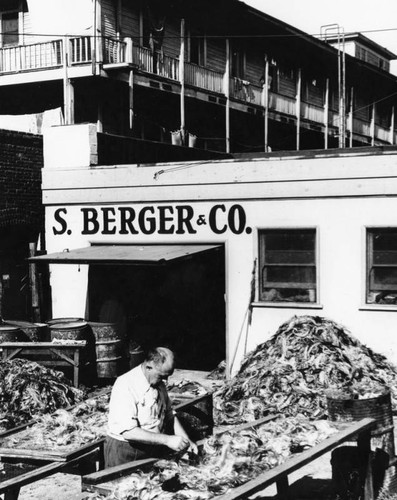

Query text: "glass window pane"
[264, 266, 316, 285]
[262, 288, 315, 303]
[259, 229, 316, 303]
[372, 267, 397, 287]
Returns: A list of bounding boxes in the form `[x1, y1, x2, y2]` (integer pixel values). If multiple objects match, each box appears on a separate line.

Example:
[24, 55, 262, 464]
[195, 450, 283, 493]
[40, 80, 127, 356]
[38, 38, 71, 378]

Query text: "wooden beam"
[296, 68, 301, 151]
[262, 56, 269, 152]
[324, 77, 329, 149]
[29, 242, 40, 322]
[225, 38, 231, 153]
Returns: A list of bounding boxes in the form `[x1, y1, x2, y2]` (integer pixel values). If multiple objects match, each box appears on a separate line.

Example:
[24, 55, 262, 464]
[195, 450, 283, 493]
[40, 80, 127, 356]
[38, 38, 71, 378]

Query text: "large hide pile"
[214, 315, 397, 424]
[0, 359, 86, 431]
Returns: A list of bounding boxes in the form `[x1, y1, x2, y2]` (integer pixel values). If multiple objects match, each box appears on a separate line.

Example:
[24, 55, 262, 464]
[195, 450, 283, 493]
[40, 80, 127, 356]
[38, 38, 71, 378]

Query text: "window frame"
[187, 28, 206, 67]
[365, 227, 397, 307]
[0, 9, 19, 48]
[257, 227, 319, 306]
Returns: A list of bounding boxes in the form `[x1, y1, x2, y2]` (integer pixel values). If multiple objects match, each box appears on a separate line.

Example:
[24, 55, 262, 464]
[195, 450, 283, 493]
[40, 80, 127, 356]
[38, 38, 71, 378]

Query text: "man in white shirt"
[104, 346, 198, 468]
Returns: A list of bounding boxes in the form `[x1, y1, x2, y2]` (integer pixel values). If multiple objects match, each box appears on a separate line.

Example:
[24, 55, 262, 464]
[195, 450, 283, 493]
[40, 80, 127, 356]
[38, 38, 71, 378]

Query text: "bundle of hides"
[214, 315, 397, 425]
[0, 359, 86, 431]
[0, 393, 109, 451]
[90, 415, 336, 499]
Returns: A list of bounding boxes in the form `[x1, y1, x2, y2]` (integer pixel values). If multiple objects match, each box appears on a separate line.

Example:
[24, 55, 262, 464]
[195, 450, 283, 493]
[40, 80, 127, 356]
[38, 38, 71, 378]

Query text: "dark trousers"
[104, 435, 170, 468]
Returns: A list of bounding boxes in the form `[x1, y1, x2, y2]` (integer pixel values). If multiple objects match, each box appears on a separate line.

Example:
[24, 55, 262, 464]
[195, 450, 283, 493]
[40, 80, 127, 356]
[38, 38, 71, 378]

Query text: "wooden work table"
[0, 341, 87, 387]
[82, 416, 377, 500]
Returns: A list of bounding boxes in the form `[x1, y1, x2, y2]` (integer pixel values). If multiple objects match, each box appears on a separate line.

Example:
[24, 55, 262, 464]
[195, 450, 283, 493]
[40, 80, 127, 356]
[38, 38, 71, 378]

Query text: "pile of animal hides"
[214, 315, 397, 425]
[0, 393, 109, 452]
[0, 359, 85, 431]
[91, 415, 337, 500]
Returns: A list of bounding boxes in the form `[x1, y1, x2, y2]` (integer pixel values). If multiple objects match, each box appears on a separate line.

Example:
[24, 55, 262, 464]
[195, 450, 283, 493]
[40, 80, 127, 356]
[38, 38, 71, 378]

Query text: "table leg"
[4, 486, 20, 500]
[74, 350, 79, 388]
[276, 476, 290, 500]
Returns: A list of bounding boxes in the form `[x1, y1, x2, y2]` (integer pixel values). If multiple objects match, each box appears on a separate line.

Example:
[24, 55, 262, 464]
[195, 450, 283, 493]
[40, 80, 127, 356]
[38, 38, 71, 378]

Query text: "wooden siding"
[206, 38, 226, 72]
[245, 52, 264, 86]
[162, 20, 180, 58]
[121, 0, 140, 40]
[102, 0, 117, 38]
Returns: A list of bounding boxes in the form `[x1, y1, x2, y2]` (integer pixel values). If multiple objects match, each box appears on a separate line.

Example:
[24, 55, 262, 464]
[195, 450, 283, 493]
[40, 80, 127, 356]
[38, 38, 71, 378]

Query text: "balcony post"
[348, 87, 354, 148]
[370, 104, 375, 146]
[324, 78, 329, 149]
[296, 68, 301, 150]
[261, 56, 269, 152]
[390, 106, 395, 145]
[225, 38, 231, 153]
[180, 18, 186, 145]
[129, 70, 134, 130]
[62, 37, 74, 125]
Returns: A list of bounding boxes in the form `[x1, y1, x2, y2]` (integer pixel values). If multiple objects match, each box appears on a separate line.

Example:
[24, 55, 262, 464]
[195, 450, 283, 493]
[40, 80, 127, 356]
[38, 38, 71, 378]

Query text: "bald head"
[143, 347, 175, 386]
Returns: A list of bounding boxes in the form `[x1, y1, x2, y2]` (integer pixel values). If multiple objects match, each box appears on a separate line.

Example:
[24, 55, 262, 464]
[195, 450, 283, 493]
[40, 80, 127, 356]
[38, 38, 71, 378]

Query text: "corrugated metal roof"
[29, 244, 221, 265]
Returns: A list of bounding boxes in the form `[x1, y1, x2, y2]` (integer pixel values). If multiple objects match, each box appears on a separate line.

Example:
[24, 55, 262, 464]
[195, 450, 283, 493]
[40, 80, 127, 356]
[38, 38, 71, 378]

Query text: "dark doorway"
[87, 246, 225, 371]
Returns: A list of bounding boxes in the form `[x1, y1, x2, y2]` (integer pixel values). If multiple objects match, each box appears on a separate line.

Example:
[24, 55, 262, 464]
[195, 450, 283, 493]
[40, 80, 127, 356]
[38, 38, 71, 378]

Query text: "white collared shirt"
[107, 364, 173, 441]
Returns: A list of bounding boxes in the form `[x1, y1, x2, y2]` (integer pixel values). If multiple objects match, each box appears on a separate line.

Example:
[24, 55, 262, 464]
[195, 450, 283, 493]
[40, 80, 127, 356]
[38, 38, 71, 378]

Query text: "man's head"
[143, 347, 175, 387]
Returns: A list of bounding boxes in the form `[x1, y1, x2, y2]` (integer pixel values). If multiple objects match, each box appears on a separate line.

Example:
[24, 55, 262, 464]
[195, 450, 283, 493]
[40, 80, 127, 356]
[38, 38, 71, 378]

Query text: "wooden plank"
[215, 417, 376, 500]
[0, 438, 105, 462]
[0, 461, 64, 494]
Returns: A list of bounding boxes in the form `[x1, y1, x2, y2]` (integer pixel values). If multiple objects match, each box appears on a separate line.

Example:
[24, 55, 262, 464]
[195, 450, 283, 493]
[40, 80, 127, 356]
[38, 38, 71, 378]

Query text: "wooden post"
[349, 86, 354, 148]
[225, 38, 231, 153]
[324, 78, 329, 149]
[371, 103, 376, 146]
[29, 242, 40, 323]
[129, 70, 134, 130]
[262, 56, 269, 152]
[296, 68, 301, 151]
[62, 37, 74, 124]
[179, 18, 186, 145]
[390, 106, 395, 145]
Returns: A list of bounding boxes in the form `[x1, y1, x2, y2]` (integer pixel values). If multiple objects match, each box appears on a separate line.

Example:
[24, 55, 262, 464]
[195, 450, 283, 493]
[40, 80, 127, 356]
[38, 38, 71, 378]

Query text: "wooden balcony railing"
[0, 39, 63, 72]
[230, 78, 262, 104]
[301, 102, 324, 124]
[185, 62, 223, 94]
[269, 91, 296, 116]
[0, 37, 393, 145]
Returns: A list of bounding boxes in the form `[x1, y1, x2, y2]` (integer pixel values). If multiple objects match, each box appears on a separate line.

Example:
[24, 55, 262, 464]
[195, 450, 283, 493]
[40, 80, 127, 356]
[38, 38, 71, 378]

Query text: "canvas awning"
[29, 244, 221, 265]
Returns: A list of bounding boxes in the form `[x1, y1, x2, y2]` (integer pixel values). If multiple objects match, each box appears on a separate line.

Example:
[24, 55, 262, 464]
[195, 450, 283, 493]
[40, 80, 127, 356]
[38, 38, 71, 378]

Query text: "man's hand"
[166, 435, 190, 453]
[188, 440, 198, 455]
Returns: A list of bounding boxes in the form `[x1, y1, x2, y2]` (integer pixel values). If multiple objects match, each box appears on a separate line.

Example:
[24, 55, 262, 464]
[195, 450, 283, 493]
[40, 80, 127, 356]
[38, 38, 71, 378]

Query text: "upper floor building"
[1, 0, 397, 153]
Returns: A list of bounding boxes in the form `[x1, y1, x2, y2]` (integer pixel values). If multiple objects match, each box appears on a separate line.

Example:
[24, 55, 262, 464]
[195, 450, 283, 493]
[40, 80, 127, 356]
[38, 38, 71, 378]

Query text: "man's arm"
[121, 426, 190, 453]
[173, 415, 198, 454]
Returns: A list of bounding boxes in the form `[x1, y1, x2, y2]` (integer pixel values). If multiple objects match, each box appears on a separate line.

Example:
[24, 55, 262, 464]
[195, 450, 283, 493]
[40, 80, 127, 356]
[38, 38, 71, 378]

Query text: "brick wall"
[0, 129, 43, 230]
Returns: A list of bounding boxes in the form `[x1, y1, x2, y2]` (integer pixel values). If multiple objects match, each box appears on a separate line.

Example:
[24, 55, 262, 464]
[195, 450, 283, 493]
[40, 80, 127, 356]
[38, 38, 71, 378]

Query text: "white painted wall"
[42, 125, 397, 373]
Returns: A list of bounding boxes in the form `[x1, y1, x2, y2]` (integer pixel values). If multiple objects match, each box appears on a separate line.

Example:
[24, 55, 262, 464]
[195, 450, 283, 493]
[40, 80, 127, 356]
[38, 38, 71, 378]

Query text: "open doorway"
[87, 245, 225, 371]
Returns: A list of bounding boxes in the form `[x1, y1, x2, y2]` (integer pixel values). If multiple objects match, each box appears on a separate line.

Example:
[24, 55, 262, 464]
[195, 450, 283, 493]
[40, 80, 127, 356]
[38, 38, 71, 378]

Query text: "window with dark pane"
[2, 12, 18, 47]
[367, 228, 397, 304]
[259, 229, 316, 303]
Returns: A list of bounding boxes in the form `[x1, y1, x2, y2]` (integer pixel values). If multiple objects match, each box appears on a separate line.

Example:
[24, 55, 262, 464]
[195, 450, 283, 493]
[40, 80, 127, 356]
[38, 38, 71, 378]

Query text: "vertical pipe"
[390, 106, 395, 145]
[262, 56, 269, 152]
[180, 18, 186, 144]
[324, 78, 329, 149]
[296, 68, 301, 151]
[225, 38, 231, 153]
[371, 103, 376, 146]
[349, 87, 354, 148]
[29, 242, 40, 322]
[63, 36, 70, 124]
[129, 70, 134, 130]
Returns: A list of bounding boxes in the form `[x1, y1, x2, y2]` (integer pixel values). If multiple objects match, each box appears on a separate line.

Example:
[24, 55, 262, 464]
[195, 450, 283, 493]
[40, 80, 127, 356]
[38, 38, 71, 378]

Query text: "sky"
[244, 0, 397, 74]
